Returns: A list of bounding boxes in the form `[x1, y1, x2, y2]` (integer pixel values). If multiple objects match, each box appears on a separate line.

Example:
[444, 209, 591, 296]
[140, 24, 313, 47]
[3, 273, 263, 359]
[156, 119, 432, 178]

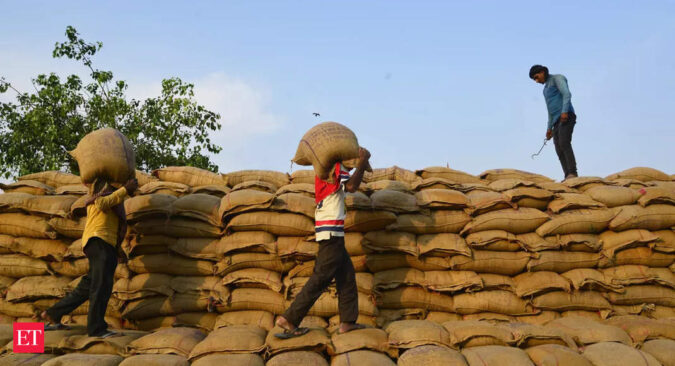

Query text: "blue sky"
[1, 0, 673, 180]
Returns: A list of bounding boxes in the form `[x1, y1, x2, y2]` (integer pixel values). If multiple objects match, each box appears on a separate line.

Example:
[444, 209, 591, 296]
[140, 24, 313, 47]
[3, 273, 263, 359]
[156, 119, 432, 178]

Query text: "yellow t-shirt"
[81, 187, 128, 248]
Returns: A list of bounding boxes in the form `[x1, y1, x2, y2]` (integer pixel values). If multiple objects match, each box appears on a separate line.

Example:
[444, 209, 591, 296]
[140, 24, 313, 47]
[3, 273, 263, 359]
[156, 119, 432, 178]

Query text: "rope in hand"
[531, 138, 548, 159]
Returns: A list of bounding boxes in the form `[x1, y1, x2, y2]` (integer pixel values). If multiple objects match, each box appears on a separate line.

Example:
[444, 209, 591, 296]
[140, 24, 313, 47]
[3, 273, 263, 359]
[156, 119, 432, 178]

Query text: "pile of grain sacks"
[0, 165, 673, 366]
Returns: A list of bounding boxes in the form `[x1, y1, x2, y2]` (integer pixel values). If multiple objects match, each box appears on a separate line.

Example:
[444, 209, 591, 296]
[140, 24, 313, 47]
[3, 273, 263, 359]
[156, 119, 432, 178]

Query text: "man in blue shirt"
[530, 64, 578, 180]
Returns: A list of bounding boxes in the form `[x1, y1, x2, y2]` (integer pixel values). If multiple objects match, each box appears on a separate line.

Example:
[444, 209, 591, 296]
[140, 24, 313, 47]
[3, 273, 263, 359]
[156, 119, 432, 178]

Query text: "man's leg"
[333, 237, 359, 325]
[559, 114, 578, 177]
[45, 274, 91, 324]
[281, 236, 342, 328]
[552, 122, 569, 178]
[85, 238, 118, 336]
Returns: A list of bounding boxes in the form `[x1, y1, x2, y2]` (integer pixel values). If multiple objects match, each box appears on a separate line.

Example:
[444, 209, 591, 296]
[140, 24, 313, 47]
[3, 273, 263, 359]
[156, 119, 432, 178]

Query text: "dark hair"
[529, 64, 549, 79]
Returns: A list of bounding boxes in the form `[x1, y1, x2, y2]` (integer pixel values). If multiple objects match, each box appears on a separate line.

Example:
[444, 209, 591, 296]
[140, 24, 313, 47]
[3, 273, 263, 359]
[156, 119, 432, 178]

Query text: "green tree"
[0, 26, 222, 179]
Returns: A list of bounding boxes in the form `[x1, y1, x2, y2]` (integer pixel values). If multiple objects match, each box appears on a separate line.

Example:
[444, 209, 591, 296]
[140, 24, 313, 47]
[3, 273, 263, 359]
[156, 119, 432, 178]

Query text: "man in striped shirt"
[276, 147, 371, 338]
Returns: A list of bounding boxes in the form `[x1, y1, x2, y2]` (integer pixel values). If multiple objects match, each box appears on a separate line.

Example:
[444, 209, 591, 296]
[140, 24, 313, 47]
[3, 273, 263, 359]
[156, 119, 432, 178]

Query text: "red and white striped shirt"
[314, 163, 351, 241]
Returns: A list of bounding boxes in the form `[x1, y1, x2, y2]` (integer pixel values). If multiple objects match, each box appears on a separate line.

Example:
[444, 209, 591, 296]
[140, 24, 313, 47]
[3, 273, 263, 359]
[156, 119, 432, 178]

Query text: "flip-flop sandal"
[338, 323, 367, 335]
[44, 323, 71, 331]
[274, 327, 310, 339]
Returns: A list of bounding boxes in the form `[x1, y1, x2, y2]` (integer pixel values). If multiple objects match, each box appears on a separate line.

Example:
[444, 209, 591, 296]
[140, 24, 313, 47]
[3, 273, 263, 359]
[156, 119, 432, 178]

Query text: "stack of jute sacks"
[0, 163, 674, 365]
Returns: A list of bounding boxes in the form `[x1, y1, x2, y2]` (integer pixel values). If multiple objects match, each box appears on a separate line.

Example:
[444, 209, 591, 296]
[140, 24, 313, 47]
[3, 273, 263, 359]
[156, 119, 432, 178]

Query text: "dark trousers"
[553, 112, 578, 177]
[47, 237, 117, 336]
[283, 235, 358, 326]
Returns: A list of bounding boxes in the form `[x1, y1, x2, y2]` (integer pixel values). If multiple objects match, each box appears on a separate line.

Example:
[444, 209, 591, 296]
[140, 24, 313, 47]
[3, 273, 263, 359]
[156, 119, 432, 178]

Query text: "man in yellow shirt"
[40, 178, 138, 337]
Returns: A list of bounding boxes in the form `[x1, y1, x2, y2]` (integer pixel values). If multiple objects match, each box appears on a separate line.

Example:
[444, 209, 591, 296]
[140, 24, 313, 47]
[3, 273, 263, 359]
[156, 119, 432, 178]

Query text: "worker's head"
[529, 64, 549, 84]
[89, 178, 114, 196]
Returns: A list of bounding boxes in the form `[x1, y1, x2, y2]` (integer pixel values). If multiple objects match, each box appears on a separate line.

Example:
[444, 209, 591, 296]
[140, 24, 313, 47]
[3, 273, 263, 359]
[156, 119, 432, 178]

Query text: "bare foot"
[339, 322, 366, 334]
[276, 316, 296, 331]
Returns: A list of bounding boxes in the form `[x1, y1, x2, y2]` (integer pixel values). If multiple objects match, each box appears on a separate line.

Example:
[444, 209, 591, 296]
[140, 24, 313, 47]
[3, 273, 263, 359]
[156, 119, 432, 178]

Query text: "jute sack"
[605, 285, 675, 306]
[152, 166, 223, 187]
[397, 345, 468, 366]
[527, 251, 601, 273]
[119, 355, 189, 366]
[638, 186, 675, 206]
[582, 342, 662, 366]
[217, 288, 285, 314]
[641, 339, 675, 366]
[222, 268, 282, 292]
[443, 320, 515, 348]
[327, 328, 392, 356]
[276, 236, 318, 259]
[370, 190, 420, 213]
[171, 194, 221, 226]
[377, 287, 453, 312]
[525, 344, 592, 366]
[0, 254, 50, 278]
[345, 191, 373, 210]
[131, 315, 175, 331]
[480, 169, 553, 183]
[168, 237, 221, 261]
[543, 233, 601, 252]
[424, 270, 483, 293]
[547, 193, 605, 213]
[70, 128, 135, 184]
[479, 273, 516, 292]
[169, 276, 229, 302]
[214, 310, 274, 331]
[599, 229, 659, 258]
[488, 178, 538, 191]
[6, 237, 68, 261]
[122, 235, 173, 258]
[466, 190, 515, 216]
[416, 167, 482, 184]
[173, 312, 217, 332]
[503, 187, 554, 210]
[516, 311, 560, 326]
[562, 176, 613, 191]
[304, 292, 377, 317]
[465, 230, 522, 252]
[0, 213, 57, 239]
[289, 169, 314, 184]
[0, 275, 15, 293]
[386, 320, 451, 349]
[598, 247, 674, 268]
[584, 186, 640, 208]
[517, 232, 558, 252]
[609, 204, 675, 231]
[218, 231, 276, 255]
[124, 194, 175, 221]
[126, 327, 206, 357]
[412, 177, 485, 191]
[531, 291, 612, 311]
[0, 354, 57, 366]
[560, 268, 623, 292]
[128, 254, 213, 276]
[276, 182, 315, 196]
[375, 309, 426, 328]
[18, 170, 80, 188]
[453, 290, 538, 315]
[0, 180, 54, 195]
[112, 273, 174, 301]
[226, 211, 314, 236]
[345, 210, 397, 232]
[49, 259, 90, 277]
[364, 165, 419, 184]
[449, 251, 531, 276]
[545, 316, 632, 345]
[215, 252, 294, 275]
[55, 183, 89, 195]
[135, 169, 158, 186]
[364, 231, 418, 256]
[271, 192, 315, 218]
[223, 170, 290, 188]
[462, 313, 515, 322]
[188, 325, 266, 361]
[651, 305, 675, 319]
[388, 210, 471, 234]
[602, 265, 675, 288]
[605, 316, 675, 344]
[265, 326, 330, 357]
[513, 271, 571, 297]
[331, 350, 396, 366]
[373, 268, 425, 291]
[192, 185, 229, 198]
[328, 315, 377, 333]
[190, 354, 264, 366]
[218, 189, 274, 219]
[461, 208, 550, 235]
[49, 216, 86, 239]
[366, 253, 449, 272]
[461, 345, 535, 366]
[415, 189, 469, 209]
[0, 298, 35, 317]
[132, 218, 221, 238]
[364, 179, 411, 193]
[292, 122, 360, 180]
[57, 331, 147, 356]
[266, 352, 328, 366]
[536, 209, 615, 236]
[0, 194, 78, 217]
[653, 229, 675, 253]
[343, 232, 369, 256]
[229, 180, 278, 193]
[5, 275, 71, 302]
[42, 354, 124, 366]
[606, 167, 671, 182]
[417, 233, 471, 257]
[138, 181, 190, 197]
[505, 323, 576, 349]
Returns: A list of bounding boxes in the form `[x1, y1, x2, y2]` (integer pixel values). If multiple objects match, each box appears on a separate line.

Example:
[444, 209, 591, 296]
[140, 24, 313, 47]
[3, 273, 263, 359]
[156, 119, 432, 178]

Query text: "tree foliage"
[0, 26, 222, 179]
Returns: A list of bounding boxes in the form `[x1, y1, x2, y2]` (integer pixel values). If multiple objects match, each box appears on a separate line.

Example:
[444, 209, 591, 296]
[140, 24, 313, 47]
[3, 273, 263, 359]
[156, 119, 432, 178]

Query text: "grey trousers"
[553, 112, 578, 177]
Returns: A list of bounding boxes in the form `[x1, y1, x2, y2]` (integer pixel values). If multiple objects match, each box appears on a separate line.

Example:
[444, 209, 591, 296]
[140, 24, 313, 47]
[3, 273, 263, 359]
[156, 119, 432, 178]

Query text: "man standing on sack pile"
[275, 147, 371, 339]
[530, 64, 579, 180]
[38, 178, 138, 338]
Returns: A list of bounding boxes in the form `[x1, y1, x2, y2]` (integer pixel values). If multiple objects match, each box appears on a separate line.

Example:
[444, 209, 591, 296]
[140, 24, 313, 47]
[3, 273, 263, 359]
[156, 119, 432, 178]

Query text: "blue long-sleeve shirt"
[543, 74, 575, 130]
